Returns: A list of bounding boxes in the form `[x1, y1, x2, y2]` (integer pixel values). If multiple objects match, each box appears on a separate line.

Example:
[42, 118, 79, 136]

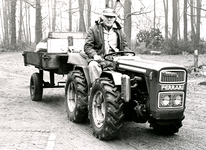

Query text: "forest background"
[0, 0, 206, 55]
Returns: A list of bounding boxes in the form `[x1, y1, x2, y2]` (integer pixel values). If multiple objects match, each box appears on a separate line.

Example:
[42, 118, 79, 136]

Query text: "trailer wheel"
[30, 73, 43, 101]
[65, 70, 88, 123]
[89, 77, 124, 140]
[150, 119, 183, 135]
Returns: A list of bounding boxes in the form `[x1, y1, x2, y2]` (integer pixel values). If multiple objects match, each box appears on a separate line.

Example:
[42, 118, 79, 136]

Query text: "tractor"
[65, 51, 187, 140]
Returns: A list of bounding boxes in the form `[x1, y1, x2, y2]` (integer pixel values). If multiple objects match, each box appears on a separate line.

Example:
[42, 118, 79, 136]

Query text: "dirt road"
[0, 52, 206, 150]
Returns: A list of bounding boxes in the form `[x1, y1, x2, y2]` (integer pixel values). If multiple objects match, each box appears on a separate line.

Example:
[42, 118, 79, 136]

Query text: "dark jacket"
[84, 19, 130, 60]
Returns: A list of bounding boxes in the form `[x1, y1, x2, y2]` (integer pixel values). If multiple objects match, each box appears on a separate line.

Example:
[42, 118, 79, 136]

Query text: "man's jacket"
[84, 19, 130, 60]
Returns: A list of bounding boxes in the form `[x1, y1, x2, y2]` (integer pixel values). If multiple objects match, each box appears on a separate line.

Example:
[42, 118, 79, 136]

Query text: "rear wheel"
[30, 73, 43, 101]
[65, 70, 88, 123]
[89, 77, 124, 140]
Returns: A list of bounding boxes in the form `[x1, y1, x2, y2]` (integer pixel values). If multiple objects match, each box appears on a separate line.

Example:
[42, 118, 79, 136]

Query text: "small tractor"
[65, 51, 187, 140]
[23, 32, 187, 140]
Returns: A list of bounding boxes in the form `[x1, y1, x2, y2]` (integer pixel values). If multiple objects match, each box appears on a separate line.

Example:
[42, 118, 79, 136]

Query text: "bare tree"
[87, 0, 91, 29]
[105, 0, 115, 8]
[163, 0, 168, 40]
[10, 0, 17, 50]
[183, 0, 188, 41]
[0, 0, 5, 44]
[105, 0, 109, 8]
[153, 0, 156, 29]
[78, 0, 86, 32]
[18, 0, 23, 47]
[25, 2, 31, 44]
[35, 0, 42, 44]
[172, 0, 178, 41]
[195, 0, 201, 47]
[124, 0, 131, 47]
[0, 0, 4, 42]
[47, 0, 51, 31]
[2, 0, 9, 47]
[190, 0, 195, 42]
[52, 0, 57, 32]
[22, 0, 34, 44]
[177, 1, 181, 40]
[68, 0, 72, 31]
[189, 0, 201, 48]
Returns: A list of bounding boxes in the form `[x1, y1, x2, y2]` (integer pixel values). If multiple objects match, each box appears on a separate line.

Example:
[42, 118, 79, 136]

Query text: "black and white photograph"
[0, 0, 206, 149]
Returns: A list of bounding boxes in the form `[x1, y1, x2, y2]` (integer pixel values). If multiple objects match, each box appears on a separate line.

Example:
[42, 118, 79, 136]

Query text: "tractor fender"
[67, 53, 91, 87]
[74, 66, 91, 87]
[100, 71, 122, 85]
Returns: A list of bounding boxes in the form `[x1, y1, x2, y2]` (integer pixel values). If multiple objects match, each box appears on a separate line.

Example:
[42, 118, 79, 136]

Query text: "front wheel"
[30, 73, 43, 101]
[89, 77, 124, 140]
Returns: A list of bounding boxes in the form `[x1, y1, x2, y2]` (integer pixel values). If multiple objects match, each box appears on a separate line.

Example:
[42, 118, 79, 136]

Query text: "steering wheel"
[104, 51, 135, 61]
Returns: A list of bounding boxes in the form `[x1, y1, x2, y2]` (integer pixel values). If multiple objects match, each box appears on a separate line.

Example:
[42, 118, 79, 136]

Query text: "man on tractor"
[84, 7, 131, 83]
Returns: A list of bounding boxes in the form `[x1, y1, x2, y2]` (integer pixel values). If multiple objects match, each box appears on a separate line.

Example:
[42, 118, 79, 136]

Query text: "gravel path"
[0, 52, 206, 150]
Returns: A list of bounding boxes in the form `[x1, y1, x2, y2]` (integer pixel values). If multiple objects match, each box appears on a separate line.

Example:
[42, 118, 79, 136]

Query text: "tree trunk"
[68, 0, 72, 31]
[18, 0, 23, 47]
[35, 0, 42, 44]
[48, 0, 51, 31]
[105, 0, 109, 8]
[124, 0, 131, 47]
[196, 0, 201, 48]
[190, 0, 195, 43]
[183, 0, 188, 41]
[163, 0, 168, 40]
[52, 0, 57, 32]
[153, 0, 156, 29]
[10, 0, 17, 50]
[172, 0, 178, 41]
[0, 0, 4, 42]
[27, 4, 31, 44]
[78, 0, 86, 32]
[87, 0, 91, 29]
[177, 1, 181, 40]
[60, 11, 62, 31]
[25, 3, 31, 44]
[3, 0, 9, 47]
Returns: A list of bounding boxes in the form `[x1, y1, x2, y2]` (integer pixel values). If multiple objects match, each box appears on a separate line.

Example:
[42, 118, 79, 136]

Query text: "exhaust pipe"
[121, 74, 131, 102]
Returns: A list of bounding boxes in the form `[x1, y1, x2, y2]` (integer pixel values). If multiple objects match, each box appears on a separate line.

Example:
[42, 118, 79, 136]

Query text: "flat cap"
[102, 8, 117, 17]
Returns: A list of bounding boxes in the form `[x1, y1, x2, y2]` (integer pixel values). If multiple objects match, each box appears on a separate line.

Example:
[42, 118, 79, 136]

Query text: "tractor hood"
[114, 56, 185, 73]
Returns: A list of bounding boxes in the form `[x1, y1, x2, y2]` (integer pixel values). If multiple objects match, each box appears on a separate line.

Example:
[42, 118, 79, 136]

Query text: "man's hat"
[102, 8, 117, 17]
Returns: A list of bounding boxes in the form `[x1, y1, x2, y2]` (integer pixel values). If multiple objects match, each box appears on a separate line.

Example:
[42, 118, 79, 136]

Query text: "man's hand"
[99, 60, 113, 70]
[93, 54, 103, 62]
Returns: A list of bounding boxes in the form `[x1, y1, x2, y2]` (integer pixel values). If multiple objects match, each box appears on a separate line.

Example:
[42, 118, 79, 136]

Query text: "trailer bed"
[22, 51, 72, 75]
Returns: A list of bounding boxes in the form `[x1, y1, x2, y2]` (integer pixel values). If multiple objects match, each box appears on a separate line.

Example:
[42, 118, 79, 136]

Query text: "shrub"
[136, 28, 164, 50]
[0, 41, 33, 51]
[162, 39, 206, 55]
[162, 39, 184, 55]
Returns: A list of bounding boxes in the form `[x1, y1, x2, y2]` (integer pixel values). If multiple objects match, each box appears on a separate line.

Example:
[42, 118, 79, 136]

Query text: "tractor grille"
[159, 70, 186, 83]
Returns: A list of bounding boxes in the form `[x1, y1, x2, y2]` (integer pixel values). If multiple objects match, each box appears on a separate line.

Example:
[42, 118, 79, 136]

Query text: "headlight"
[160, 95, 170, 106]
[173, 95, 182, 106]
[158, 92, 184, 108]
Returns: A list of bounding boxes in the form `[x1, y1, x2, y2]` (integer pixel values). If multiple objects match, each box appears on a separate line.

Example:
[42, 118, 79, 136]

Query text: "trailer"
[22, 32, 87, 101]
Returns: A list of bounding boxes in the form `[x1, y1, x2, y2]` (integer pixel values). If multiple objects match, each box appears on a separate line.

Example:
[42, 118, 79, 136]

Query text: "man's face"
[101, 15, 116, 28]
